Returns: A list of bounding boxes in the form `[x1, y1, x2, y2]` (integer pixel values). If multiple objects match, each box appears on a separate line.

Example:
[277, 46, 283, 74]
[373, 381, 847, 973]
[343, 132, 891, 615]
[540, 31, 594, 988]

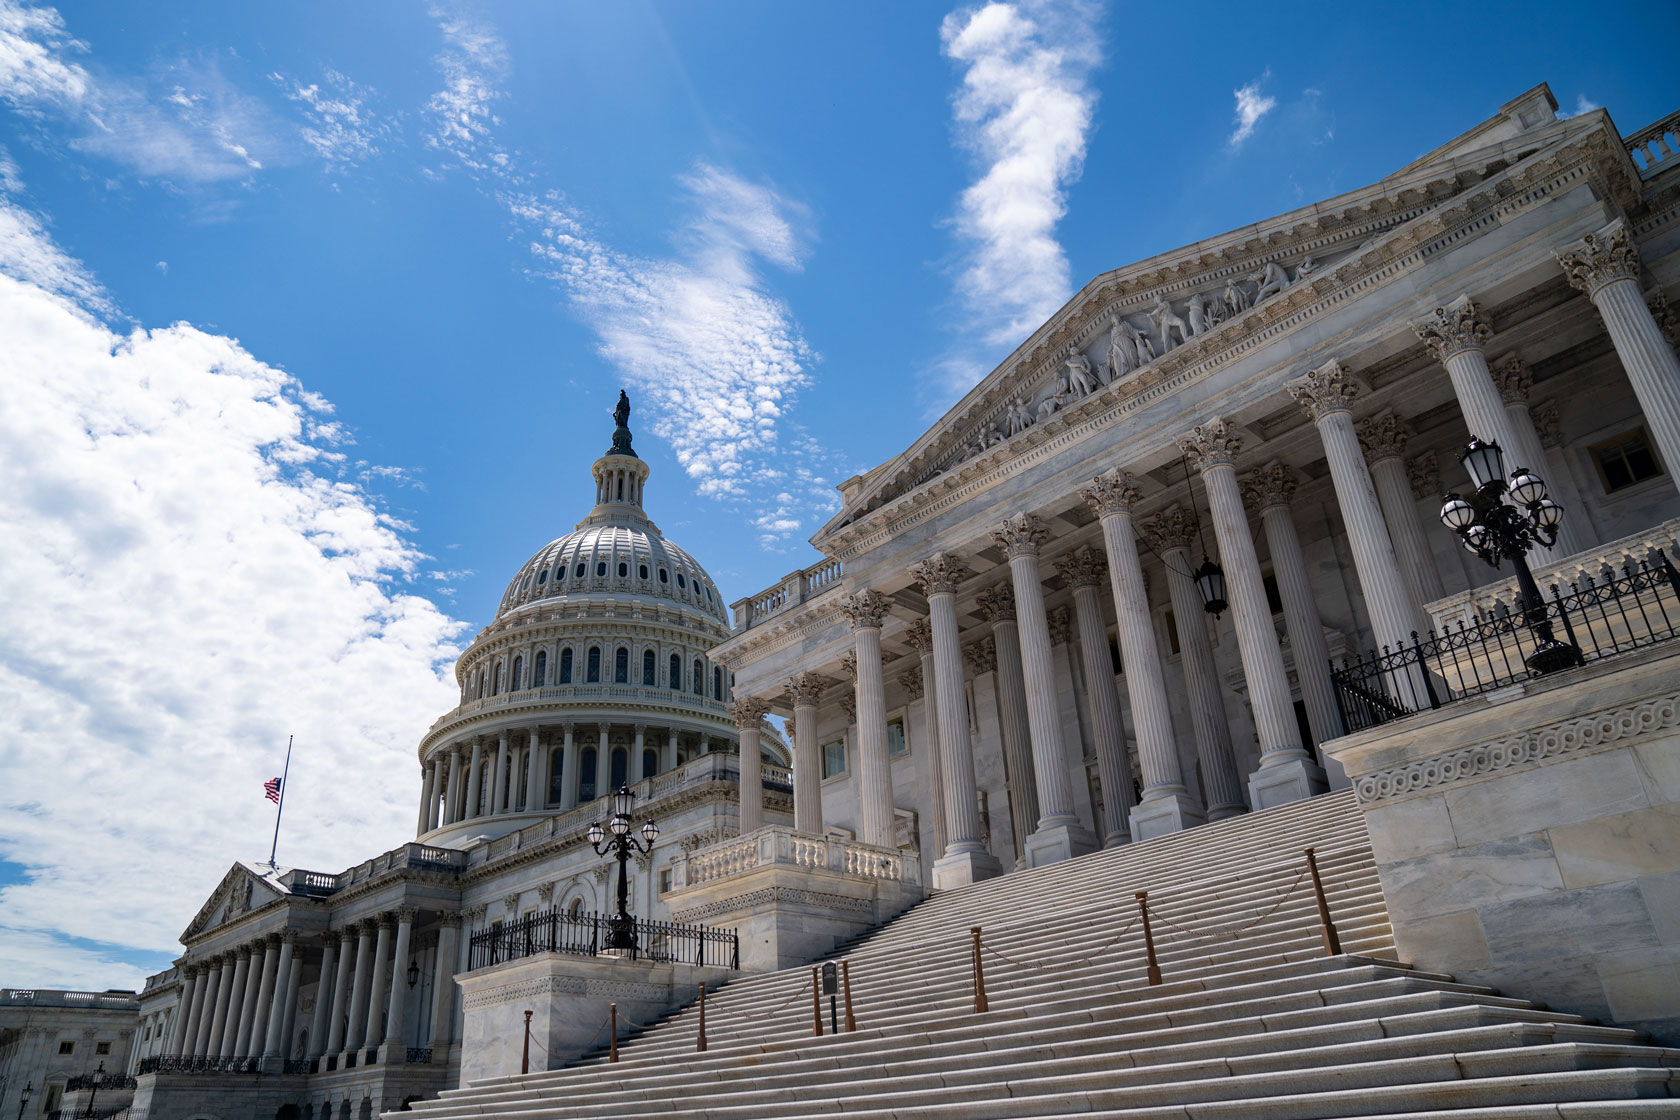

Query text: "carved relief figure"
[1149, 293, 1189, 350]
[1036, 392, 1063, 421]
[1107, 317, 1138, 377]
[1064, 351, 1098, 397]
[1204, 297, 1227, 328]
[1007, 396, 1035, 436]
[1251, 260, 1290, 301]
[1186, 292, 1212, 336]
[1295, 255, 1320, 279]
[1134, 323, 1156, 363]
[1224, 277, 1251, 315]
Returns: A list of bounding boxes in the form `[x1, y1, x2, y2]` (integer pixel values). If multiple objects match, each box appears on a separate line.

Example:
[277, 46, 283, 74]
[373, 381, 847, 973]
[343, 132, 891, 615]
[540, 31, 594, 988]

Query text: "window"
[677, 573, 687, 589]
[1108, 636, 1122, 675]
[580, 747, 597, 802]
[614, 647, 629, 683]
[476, 671, 485, 699]
[639, 564, 649, 579]
[822, 740, 847, 779]
[1591, 427, 1663, 492]
[549, 748, 564, 804]
[492, 662, 503, 696]
[659, 568, 669, 583]
[537, 569, 547, 584]
[568, 897, 583, 918]
[617, 561, 628, 578]
[693, 658, 705, 696]
[642, 748, 657, 779]
[886, 718, 908, 758]
[659, 868, 673, 894]
[560, 648, 573, 684]
[669, 653, 682, 690]
[714, 667, 724, 699]
[610, 747, 628, 789]
[511, 655, 524, 691]
[534, 650, 547, 687]
[587, 647, 601, 683]
[96, 1041, 111, 1055]
[642, 650, 656, 686]
[596, 561, 607, 577]
[575, 563, 586, 578]
[59, 1040, 75, 1055]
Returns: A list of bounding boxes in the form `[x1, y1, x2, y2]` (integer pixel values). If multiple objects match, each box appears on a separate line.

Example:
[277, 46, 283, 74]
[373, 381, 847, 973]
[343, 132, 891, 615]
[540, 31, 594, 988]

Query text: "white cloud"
[423, 8, 513, 180]
[0, 186, 466, 982]
[1230, 73, 1276, 146]
[272, 68, 397, 170]
[939, 0, 1101, 354]
[1558, 93, 1600, 119]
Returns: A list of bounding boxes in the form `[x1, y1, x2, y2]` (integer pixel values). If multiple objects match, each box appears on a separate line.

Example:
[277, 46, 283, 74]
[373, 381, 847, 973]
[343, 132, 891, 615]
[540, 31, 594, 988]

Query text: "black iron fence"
[468, 908, 738, 970]
[136, 1055, 261, 1075]
[1332, 550, 1680, 733]
[64, 1076, 136, 1092]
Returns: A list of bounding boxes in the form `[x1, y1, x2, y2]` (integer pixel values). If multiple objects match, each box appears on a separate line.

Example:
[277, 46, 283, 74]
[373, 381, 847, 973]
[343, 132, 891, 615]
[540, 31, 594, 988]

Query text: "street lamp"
[587, 786, 659, 952]
[1439, 437, 1580, 674]
[84, 1063, 104, 1119]
[17, 1082, 30, 1120]
[406, 959, 420, 990]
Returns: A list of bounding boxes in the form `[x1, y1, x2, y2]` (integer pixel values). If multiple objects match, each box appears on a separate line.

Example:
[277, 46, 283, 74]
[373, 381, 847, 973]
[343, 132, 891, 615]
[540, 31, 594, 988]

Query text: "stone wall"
[1328, 643, 1680, 1043]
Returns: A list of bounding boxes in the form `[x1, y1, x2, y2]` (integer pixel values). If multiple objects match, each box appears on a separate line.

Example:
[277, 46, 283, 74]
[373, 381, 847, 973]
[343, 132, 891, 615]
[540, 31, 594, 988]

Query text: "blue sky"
[1, 0, 1677, 989]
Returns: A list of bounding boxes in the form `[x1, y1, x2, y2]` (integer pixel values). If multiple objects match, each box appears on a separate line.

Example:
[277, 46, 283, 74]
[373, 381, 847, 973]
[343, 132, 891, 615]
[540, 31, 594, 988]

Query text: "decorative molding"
[1288, 358, 1359, 422]
[1556, 217, 1640, 297]
[991, 512, 1050, 558]
[1492, 355, 1533, 405]
[1178, 416, 1242, 471]
[726, 697, 772, 731]
[786, 670, 825, 707]
[1355, 413, 1409, 467]
[839, 694, 857, 724]
[907, 551, 970, 597]
[838, 650, 858, 681]
[897, 667, 924, 701]
[1048, 606, 1074, 646]
[1650, 288, 1677, 348]
[976, 584, 1016, 624]
[1080, 468, 1143, 519]
[670, 885, 873, 924]
[1141, 505, 1198, 552]
[904, 617, 935, 652]
[1413, 293, 1493, 362]
[838, 589, 891, 631]
[1352, 692, 1680, 804]
[1240, 462, 1298, 512]
[1531, 402, 1564, 449]
[1054, 547, 1107, 590]
[963, 636, 997, 676]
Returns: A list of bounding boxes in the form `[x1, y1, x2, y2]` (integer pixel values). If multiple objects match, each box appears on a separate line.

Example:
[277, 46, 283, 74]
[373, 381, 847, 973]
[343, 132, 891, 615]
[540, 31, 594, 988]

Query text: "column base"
[1023, 822, 1099, 868]
[1247, 754, 1329, 810]
[932, 847, 1003, 889]
[1101, 829, 1132, 849]
[1129, 792, 1207, 841]
[1206, 799, 1249, 822]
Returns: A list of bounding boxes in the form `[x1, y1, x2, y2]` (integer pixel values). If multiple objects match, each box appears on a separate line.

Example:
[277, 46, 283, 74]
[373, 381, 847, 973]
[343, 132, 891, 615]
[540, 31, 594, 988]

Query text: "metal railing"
[135, 1055, 261, 1075]
[468, 908, 738, 970]
[1332, 550, 1680, 733]
[64, 1077, 136, 1092]
[405, 1047, 432, 1064]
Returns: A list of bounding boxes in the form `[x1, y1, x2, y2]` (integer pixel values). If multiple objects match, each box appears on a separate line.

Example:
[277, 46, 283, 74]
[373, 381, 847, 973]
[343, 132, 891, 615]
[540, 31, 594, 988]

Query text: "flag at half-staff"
[264, 776, 282, 803]
[267, 735, 294, 868]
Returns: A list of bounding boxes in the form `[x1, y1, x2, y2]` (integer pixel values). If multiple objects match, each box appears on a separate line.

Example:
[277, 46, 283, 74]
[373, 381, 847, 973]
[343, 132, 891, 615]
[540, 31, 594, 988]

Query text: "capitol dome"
[413, 392, 786, 848]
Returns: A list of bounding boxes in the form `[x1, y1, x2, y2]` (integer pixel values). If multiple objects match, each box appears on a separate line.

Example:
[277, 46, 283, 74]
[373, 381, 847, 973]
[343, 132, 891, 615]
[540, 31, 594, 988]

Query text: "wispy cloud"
[423, 11, 838, 546]
[271, 68, 397, 171]
[1558, 93, 1599, 119]
[1229, 72, 1276, 146]
[937, 0, 1101, 392]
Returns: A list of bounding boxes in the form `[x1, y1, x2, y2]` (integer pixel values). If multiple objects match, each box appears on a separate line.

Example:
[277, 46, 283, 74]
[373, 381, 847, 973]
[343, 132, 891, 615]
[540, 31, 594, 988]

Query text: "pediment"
[180, 862, 283, 943]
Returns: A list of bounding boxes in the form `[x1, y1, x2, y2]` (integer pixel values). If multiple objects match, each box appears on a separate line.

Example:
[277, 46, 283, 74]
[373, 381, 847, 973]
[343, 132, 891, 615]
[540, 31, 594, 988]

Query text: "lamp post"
[17, 1081, 30, 1120]
[83, 1063, 104, 1119]
[586, 786, 659, 952]
[406, 959, 419, 990]
[1439, 436, 1579, 674]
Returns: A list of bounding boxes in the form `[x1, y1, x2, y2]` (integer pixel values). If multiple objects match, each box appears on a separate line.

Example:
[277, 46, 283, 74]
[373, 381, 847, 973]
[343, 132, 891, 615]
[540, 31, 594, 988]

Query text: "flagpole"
[269, 735, 293, 869]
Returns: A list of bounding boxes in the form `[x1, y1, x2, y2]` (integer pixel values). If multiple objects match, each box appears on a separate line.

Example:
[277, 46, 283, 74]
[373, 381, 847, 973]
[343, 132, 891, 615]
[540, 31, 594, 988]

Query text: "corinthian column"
[193, 958, 225, 1059]
[976, 584, 1038, 859]
[491, 734, 510, 815]
[218, 949, 252, 1058]
[1354, 414, 1448, 609]
[381, 908, 415, 1056]
[262, 932, 296, 1063]
[1558, 218, 1680, 485]
[341, 923, 374, 1059]
[248, 938, 280, 1058]
[1179, 418, 1327, 809]
[992, 514, 1098, 866]
[416, 763, 436, 837]
[524, 727, 545, 811]
[840, 590, 896, 848]
[1490, 358, 1590, 557]
[307, 935, 336, 1062]
[785, 672, 826, 834]
[903, 619, 947, 859]
[233, 945, 264, 1057]
[1139, 506, 1247, 820]
[167, 965, 199, 1056]
[728, 697, 773, 833]
[428, 914, 461, 1057]
[324, 928, 355, 1059]
[1055, 547, 1139, 846]
[1085, 473, 1215, 834]
[908, 552, 1001, 887]
[442, 745, 462, 825]
[463, 738, 485, 821]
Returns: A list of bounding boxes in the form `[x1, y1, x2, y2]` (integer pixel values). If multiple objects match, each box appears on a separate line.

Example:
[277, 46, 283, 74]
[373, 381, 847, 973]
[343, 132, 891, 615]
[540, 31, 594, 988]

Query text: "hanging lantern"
[1193, 558, 1228, 618]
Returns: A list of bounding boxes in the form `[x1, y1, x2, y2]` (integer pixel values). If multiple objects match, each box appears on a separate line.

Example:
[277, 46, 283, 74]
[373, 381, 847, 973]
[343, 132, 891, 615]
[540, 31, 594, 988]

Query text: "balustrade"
[682, 826, 910, 886]
[1626, 110, 1680, 178]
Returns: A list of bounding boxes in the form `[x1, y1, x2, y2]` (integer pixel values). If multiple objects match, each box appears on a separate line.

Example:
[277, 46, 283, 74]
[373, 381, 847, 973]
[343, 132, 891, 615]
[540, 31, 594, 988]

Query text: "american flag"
[264, 777, 282, 804]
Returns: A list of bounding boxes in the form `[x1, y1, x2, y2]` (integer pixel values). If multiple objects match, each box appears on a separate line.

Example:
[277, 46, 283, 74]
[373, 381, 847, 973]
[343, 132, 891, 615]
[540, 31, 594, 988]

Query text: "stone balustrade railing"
[681, 826, 915, 887]
[730, 558, 845, 632]
[1425, 517, 1680, 632]
[0, 988, 137, 1008]
[1626, 110, 1680, 179]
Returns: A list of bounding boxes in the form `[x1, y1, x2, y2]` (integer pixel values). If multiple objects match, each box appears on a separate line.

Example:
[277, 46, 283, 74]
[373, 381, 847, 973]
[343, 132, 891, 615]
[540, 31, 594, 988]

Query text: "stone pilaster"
[1055, 546, 1138, 846]
[840, 590, 896, 849]
[728, 697, 773, 833]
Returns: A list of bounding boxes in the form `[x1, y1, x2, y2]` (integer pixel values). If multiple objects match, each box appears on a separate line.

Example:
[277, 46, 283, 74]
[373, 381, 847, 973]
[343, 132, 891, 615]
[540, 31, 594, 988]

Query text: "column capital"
[903, 617, 935, 651]
[393, 906, 418, 924]
[1054, 546, 1107, 589]
[991, 512, 1050, 557]
[1556, 217, 1639, 297]
[632, 722, 647, 735]
[1239, 461, 1297, 512]
[316, 933, 337, 951]
[785, 671, 826, 707]
[1079, 468, 1143, 518]
[896, 667, 924, 701]
[838, 589, 891, 630]
[782, 713, 795, 741]
[1287, 358, 1359, 422]
[1140, 505, 1197, 552]
[962, 636, 997, 676]
[1413, 293, 1492, 361]
[838, 650, 858, 680]
[435, 911, 463, 930]
[1406, 450, 1442, 499]
[907, 551, 971, 596]
[1177, 416, 1242, 470]
[337, 927, 357, 945]
[838, 694, 857, 723]
[1048, 605, 1074, 646]
[1491, 355, 1533, 404]
[976, 583, 1016, 623]
[1531, 402, 1563, 448]
[374, 914, 395, 932]
[1650, 288, 1678, 347]
[1355, 412, 1409, 465]
[726, 697, 772, 730]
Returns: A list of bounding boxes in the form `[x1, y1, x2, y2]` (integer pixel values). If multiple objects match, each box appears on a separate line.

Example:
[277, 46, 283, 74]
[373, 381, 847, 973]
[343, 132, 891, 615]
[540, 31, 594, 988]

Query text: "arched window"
[659, 568, 669, 583]
[642, 748, 657, 779]
[587, 647, 601, 683]
[575, 563, 586, 578]
[560, 648, 573, 684]
[537, 569, 547, 584]
[534, 650, 547, 687]
[642, 650, 656, 686]
[549, 747, 564, 805]
[617, 561, 628, 578]
[568, 897, 583, 919]
[714, 667, 723, 700]
[596, 561, 607, 577]
[614, 647, 629, 683]
[476, 671, 485, 699]
[669, 653, 681, 690]
[580, 747, 597, 802]
[693, 658, 705, 696]
[639, 564, 649, 579]
[610, 748, 628, 789]
[512, 655, 523, 691]
[492, 663, 503, 696]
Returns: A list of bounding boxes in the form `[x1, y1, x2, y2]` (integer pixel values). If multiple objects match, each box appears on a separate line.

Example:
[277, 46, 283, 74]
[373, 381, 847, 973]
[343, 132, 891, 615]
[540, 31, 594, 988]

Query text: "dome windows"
[534, 650, 547, 687]
[669, 653, 681, 690]
[596, 562, 607, 577]
[639, 564, 649, 580]
[692, 658, 704, 696]
[560, 648, 573, 684]
[614, 647, 629, 684]
[586, 646, 601, 683]
[677, 573, 687, 589]
[659, 568, 669, 583]
[537, 570, 547, 584]
[617, 561, 628, 578]
[576, 564, 586, 578]
[642, 649, 656, 686]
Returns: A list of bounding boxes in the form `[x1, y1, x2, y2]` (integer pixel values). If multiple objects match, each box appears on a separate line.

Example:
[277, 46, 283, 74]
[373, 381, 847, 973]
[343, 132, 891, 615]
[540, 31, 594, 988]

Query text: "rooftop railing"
[730, 558, 844, 632]
[1626, 110, 1680, 179]
[0, 989, 136, 1009]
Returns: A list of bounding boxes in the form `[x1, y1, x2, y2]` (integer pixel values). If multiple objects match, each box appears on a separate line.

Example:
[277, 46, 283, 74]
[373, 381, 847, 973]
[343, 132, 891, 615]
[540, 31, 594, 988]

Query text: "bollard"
[1136, 892, 1162, 986]
[521, 1009, 532, 1074]
[811, 966, 823, 1036]
[697, 982, 708, 1052]
[1304, 847, 1342, 956]
[970, 927, 988, 1013]
[609, 1003, 618, 1063]
[842, 958, 856, 1032]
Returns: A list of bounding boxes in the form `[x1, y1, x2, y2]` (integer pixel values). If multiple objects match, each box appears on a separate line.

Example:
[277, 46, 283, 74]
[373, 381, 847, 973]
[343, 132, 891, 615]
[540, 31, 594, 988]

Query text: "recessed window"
[580, 747, 597, 802]
[1591, 427, 1663, 493]
[59, 1040, 75, 1055]
[639, 564, 649, 580]
[693, 658, 705, 696]
[642, 649, 656, 686]
[822, 740, 847, 779]
[511, 655, 523, 691]
[1163, 609, 1181, 657]
[614, 647, 629, 683]
[887, 718, 908, 758]
[669, 653, 682, 690]
[617, 561, 628, 578]
[534, 650, 547, 687]
[587, 646, 602, 683]
[659, 568, 669, 583]
[575, 564, 586, 578]
[659, 868, 673, 893]
[677, 573, 687, 589]
[537, 569, 547, 584]
[96, 1041, 111, 1055]
[596, 561, 607, 577]
[560, 648, 573, 684]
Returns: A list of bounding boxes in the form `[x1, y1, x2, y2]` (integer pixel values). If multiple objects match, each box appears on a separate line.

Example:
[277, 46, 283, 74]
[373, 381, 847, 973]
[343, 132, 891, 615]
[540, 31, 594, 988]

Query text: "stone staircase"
[407, 791, 1680, 1119]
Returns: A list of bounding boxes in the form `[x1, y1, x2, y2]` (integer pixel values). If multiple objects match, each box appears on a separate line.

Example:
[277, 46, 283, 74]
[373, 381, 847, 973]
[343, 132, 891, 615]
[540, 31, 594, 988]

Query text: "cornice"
[421, 689, 737, 756]
[708, 595, 848, 671]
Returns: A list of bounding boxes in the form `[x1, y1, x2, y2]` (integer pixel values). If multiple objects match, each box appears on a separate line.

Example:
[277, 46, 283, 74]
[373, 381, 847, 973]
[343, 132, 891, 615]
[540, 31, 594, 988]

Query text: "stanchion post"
[970, 927, 988, 1013]
[609, 1003, 618, 1063]
[1136, 892, 1162, 986]
[811, 967, 823, 1036]
[697, 982, 708, 1052]
[521, 1009, 532, 1074]
[1304, 847, 1342, 956]
[842, 958, 856, 1032]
